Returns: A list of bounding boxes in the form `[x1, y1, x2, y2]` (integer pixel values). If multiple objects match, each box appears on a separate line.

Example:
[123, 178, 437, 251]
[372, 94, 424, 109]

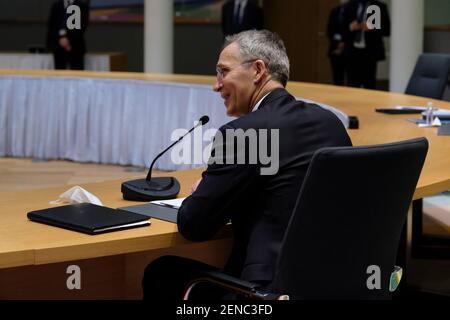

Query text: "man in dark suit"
[142, 30, 352, 300]
[327, 3, 347, 86]
[222, 0, 264, 37]
[47, 0, 89, 70]
[342, 0, 390, 89]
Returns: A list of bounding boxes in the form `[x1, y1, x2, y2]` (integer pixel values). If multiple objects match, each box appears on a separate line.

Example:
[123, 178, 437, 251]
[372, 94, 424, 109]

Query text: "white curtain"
[0, 53, 110, 71]
[0, 75, 348, 170]
[0, 76, 231, 170]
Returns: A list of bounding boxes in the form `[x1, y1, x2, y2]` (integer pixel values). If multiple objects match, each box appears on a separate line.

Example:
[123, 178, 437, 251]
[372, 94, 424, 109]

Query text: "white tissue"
[50, 186, 103, 206]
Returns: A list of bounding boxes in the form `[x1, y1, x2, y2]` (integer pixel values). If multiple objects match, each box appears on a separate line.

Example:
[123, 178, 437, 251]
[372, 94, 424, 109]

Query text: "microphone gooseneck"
[145, 116, 210, 181]
[121, 115, 211, 201]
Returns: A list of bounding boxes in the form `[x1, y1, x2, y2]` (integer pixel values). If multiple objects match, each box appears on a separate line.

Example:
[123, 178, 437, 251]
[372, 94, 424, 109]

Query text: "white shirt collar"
[252, 92, 271, 112]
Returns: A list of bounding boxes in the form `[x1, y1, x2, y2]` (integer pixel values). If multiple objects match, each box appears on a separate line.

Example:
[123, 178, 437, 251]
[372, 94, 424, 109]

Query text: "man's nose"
[213, 80, 222, 92]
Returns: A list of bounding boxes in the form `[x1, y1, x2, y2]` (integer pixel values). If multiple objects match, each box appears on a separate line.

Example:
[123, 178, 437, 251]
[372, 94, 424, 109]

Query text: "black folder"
[27, 203, 151, 235]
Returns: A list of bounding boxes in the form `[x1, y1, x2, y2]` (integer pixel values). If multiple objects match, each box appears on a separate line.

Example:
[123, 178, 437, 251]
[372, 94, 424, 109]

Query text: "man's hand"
[350, 21, 372, 32]
[190, 178, 202, 194]
[59, 37, 72, 52]
[350, 20, 362, 31]
[333, 42, 345, 56]
[361, 22, 371, 31]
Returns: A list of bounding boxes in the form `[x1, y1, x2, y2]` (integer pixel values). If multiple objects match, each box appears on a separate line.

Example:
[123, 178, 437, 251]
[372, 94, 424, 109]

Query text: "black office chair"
[405, 53, 450, 100]
[405, 56, 450, 262]
[183, 138, 428, 300]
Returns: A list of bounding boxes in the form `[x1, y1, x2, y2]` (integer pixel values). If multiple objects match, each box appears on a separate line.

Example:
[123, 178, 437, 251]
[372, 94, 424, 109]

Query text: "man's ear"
[254, 59, 267, 83]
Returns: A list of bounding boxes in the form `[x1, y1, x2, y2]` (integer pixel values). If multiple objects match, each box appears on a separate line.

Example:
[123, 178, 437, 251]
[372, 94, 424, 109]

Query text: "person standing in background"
[47, 0, 90, 70]
[327, 2, 347, 86]
[342, 0, 390, 89]
[221, 0, 264, 37]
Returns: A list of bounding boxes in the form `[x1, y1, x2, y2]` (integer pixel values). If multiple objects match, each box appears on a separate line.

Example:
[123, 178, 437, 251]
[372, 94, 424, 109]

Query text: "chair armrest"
[182, 270, 288, 300]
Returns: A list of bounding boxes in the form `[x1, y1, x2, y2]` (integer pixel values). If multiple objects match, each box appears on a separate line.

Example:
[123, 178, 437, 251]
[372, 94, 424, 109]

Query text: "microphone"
[121, 116, 210, 201]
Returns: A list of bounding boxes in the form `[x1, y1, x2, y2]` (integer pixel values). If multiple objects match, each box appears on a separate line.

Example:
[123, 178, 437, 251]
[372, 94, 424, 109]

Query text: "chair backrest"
[405, 53, 450, 100]
[273, 138, 428, 299]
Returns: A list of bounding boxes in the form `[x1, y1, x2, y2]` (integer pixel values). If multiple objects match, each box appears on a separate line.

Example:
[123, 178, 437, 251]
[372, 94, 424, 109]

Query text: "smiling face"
[213, 42, 256, 117]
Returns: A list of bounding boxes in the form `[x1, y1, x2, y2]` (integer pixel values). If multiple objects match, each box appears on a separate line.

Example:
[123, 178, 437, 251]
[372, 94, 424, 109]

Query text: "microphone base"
[121, 177, 180, 201]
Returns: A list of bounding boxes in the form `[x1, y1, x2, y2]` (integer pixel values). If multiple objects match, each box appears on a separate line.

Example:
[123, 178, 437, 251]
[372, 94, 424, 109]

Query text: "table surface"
[1, 70, 450, 270]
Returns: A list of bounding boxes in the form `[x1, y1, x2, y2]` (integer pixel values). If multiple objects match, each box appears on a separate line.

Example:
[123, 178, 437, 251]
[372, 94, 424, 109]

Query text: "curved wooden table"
[1, 70, 449, 299]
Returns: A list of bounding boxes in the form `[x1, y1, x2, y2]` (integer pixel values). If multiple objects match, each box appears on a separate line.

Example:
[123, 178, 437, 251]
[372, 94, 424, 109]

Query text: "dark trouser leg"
[347, 50, 378, 89]
[53, 50, 68, 70]
[142, 255, 226, 301]
[330, 56, 346, 86]
[69, 51, 85, 70]
[346, 53, 364, 88]
[362, 59, 377, 90]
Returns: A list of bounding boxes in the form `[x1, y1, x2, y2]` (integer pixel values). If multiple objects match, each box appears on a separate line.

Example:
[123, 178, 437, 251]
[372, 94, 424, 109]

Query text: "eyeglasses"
[215, 59, 258, 81]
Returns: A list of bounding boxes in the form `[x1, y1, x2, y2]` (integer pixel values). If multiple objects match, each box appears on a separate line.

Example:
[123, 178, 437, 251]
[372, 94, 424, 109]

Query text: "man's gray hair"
[224, 30, 290, 87]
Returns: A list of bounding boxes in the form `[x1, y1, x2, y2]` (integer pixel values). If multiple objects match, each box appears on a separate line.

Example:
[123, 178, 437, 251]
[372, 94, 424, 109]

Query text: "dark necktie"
[233, 2, 241, 33]
[354, 2, 367, 46]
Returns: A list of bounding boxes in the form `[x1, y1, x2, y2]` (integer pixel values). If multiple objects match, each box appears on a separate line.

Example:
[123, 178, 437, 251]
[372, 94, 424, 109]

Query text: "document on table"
[151, 197, 186, 209]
